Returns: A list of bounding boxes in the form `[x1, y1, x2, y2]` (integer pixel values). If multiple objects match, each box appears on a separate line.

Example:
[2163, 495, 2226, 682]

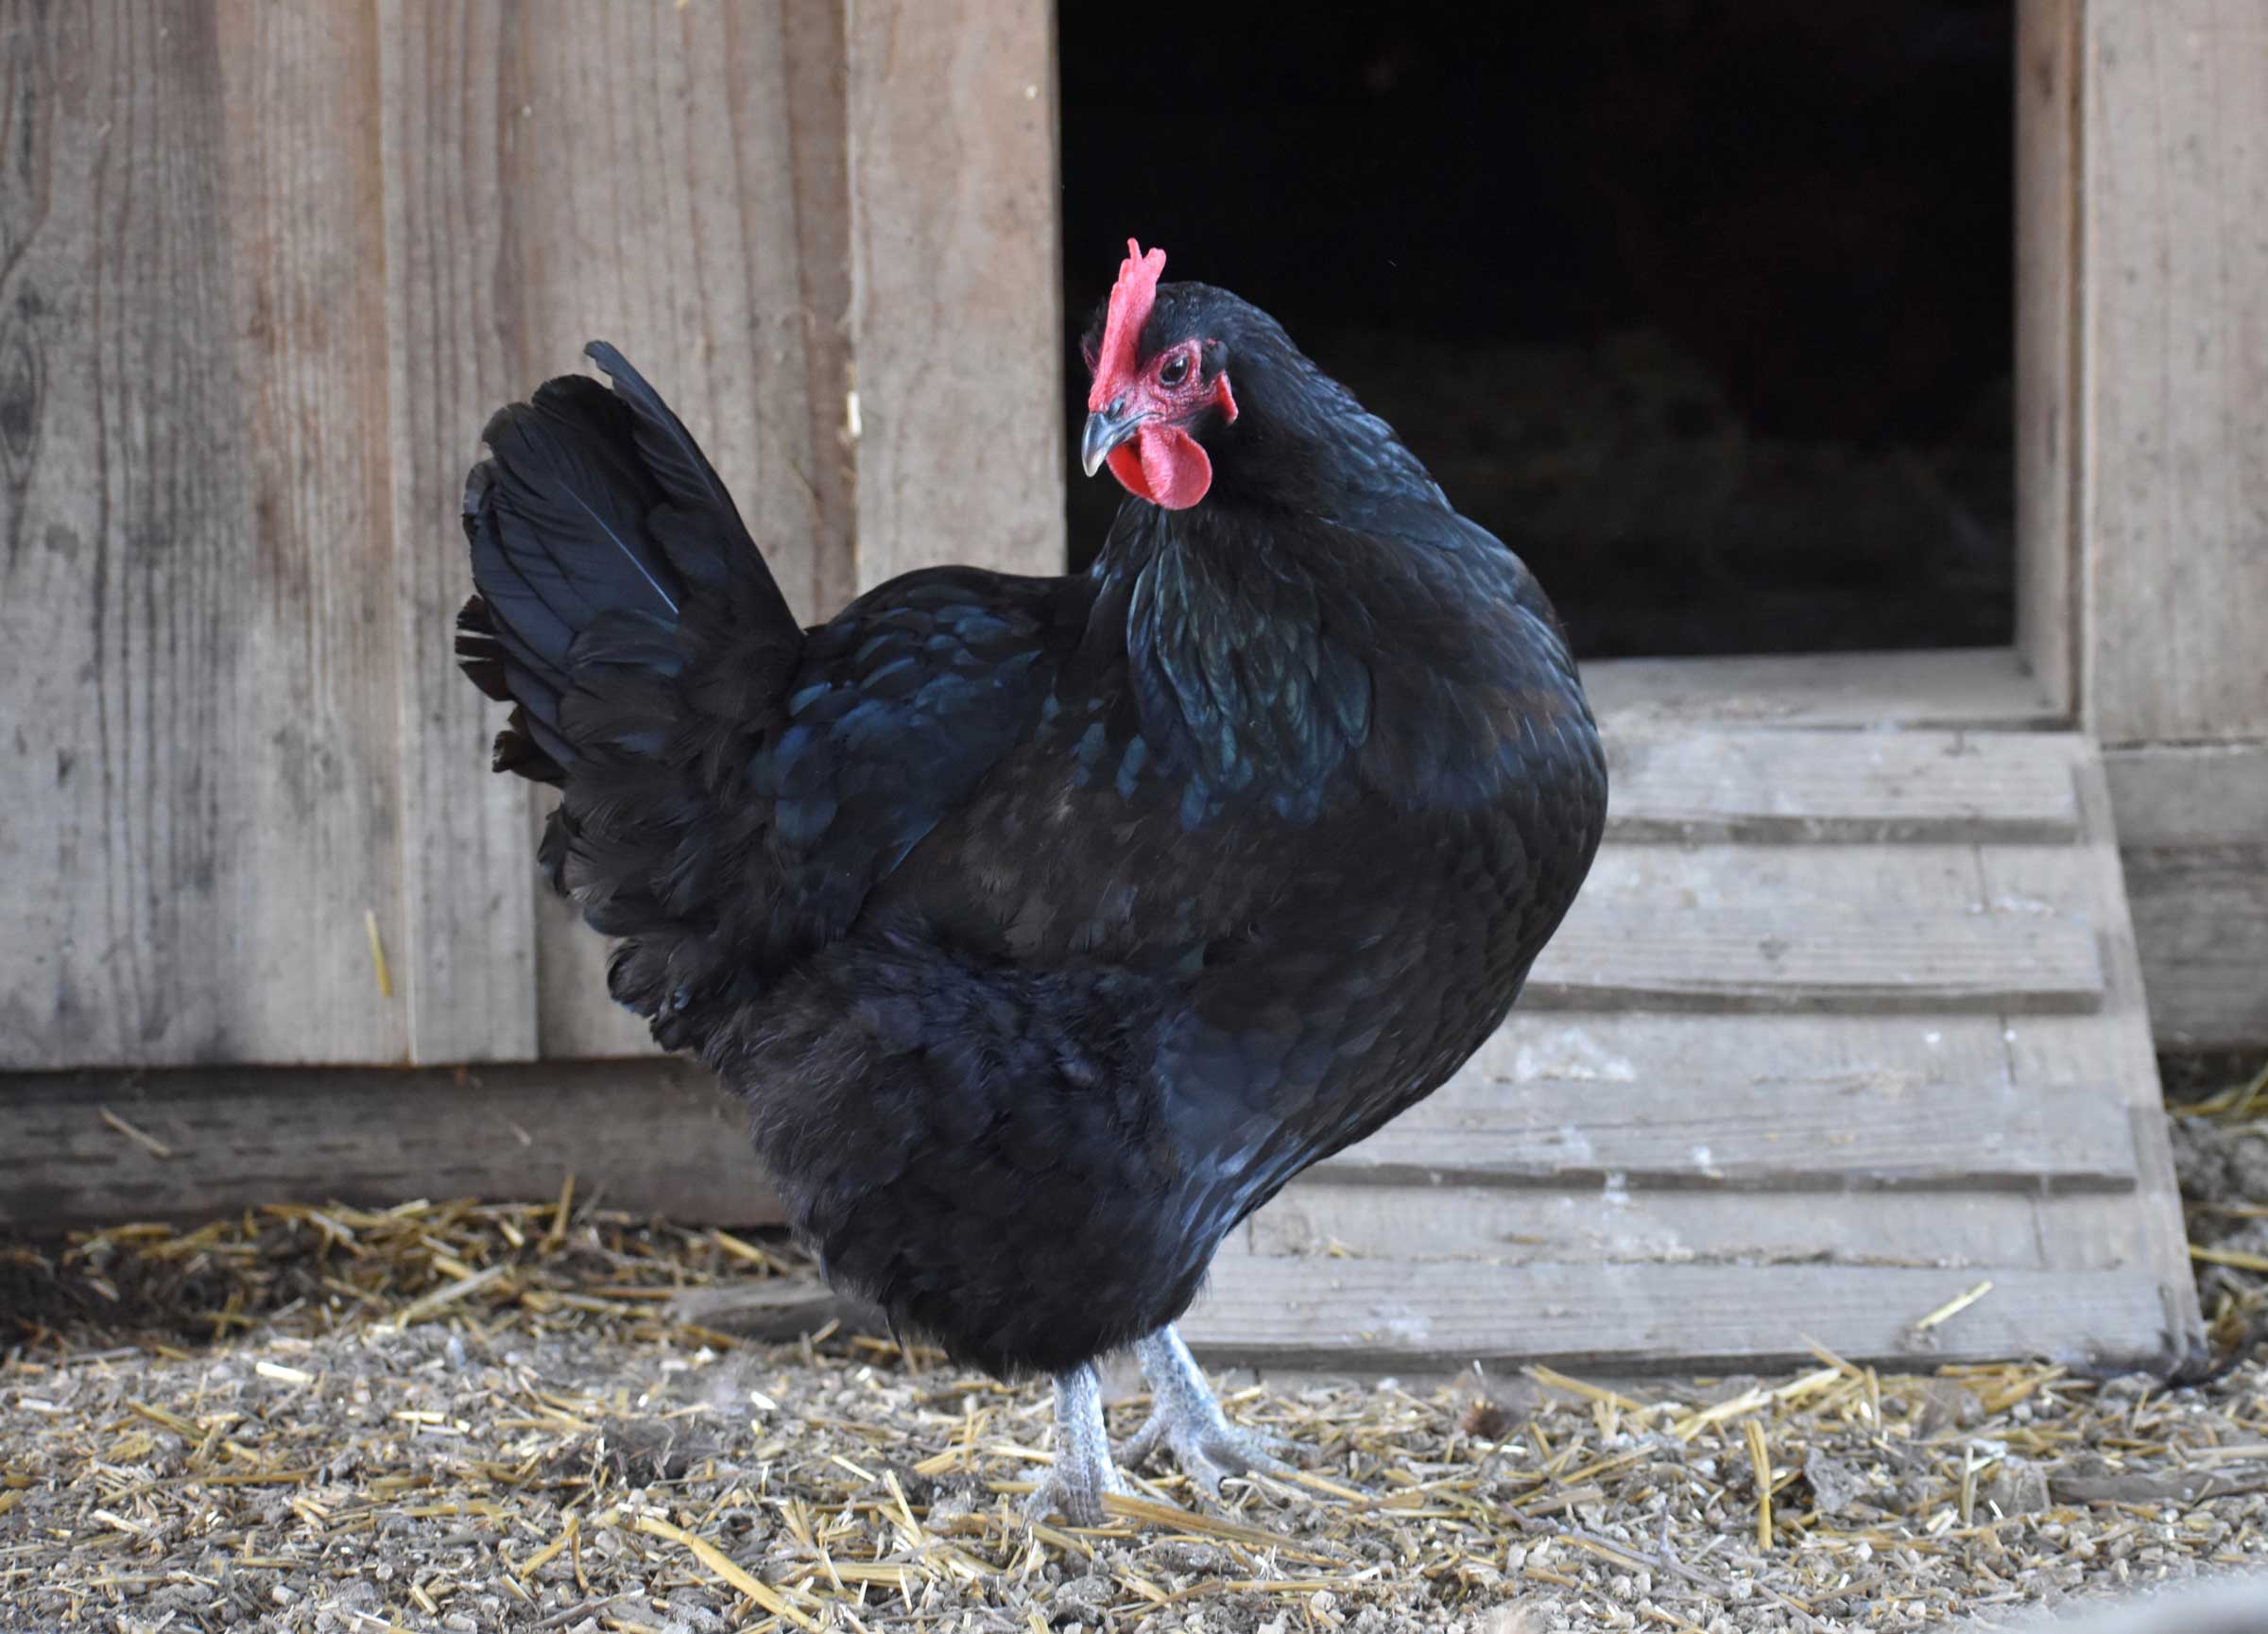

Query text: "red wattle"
[1107, 425, 1211, 509]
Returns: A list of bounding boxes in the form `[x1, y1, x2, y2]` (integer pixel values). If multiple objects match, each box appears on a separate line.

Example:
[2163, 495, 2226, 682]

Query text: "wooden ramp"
[1186, 727, 2207, 1375]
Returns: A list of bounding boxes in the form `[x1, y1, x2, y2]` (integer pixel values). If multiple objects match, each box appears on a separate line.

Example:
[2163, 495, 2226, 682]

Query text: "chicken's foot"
[1022, 1362, 1129, 1526]
[1122, 1325, 1303, 1501]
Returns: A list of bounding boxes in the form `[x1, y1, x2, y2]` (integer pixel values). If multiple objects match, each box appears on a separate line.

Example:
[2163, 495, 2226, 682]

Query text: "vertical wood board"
[374, 1, 854, 1060]
[2016, 0, 2081, 719]
[845, 0, 1065, 591]
[0, 4, 409, 1067]
[377, 1, 540, 1063]
[2082, 0, 2268, 744]
[2106, 741, 2268, 1047]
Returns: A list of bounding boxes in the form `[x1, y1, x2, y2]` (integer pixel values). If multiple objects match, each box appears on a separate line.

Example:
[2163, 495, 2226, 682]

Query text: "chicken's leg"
[1121, 1326, 1302, 1500]
[1023, 1362, 1129, 1525]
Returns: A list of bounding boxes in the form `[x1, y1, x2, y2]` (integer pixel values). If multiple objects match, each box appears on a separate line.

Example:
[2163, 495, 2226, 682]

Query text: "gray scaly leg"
[1121, 1326, 1303, 1500]
[1022, 1362, 1129, 1525]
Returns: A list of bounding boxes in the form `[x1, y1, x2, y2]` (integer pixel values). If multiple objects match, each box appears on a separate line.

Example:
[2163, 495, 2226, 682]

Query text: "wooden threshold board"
[1185, 1258, 2183, 1375]
[0, 1061, 784, 1230]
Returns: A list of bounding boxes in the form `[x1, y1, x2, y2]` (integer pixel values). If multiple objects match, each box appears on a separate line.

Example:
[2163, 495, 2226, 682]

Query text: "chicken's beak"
[1081, 404, 1143, 477]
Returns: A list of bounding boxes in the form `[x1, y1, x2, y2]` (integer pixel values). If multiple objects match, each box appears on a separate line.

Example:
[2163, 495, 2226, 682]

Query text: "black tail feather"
[456, 343, 810, 1039]
[456, 343, 800, 790]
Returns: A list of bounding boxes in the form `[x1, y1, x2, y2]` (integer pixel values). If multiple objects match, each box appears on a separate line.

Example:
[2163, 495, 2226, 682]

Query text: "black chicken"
[456, 242, 1607, 1521]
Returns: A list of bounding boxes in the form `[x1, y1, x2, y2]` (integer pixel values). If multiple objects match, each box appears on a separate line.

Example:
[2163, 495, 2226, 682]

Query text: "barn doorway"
[1057, 1, 2015, 662]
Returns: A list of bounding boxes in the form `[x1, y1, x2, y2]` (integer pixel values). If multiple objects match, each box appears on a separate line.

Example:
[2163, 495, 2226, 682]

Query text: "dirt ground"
[4, 1060, 2263, 1633]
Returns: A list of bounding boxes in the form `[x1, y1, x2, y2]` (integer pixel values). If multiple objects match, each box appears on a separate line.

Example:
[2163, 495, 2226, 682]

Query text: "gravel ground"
[3, 1060, 2262, 1633]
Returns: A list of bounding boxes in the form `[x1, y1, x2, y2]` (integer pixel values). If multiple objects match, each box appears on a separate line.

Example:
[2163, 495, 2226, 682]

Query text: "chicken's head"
[1079, 240, 1239, 510]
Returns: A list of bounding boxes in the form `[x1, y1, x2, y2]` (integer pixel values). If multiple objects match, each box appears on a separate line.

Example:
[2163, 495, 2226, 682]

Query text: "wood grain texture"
[0, 4, 409, 1067]
[377, 1, 538, 1063]
[2105, 741, 2268, 849]
[845, 0, 1065, 590]
[1578, 837, 1987, 909]
[1482, 834, 2105, 1014]
[2016, 0, 2080, 716]
[2122, 845, 2268, 1048]
[1182, 1258, 2185, 1373]
[2107, 742, 2268, 1047]
[0, 1061, 782, 1230]
[1584, 649, 2063, 734]
[1326, 1070, 2137, 1192]
[1468, 1010, 2016, 1098]
[374, 0, 856, 1060]
[1526, 907, 2105, 1014]
[1247, 1187, 2146, 1277]
[1606, 730, 2082, 843]
[2083, 0, 2268, 744]
[1956, 765, 2207, 1367]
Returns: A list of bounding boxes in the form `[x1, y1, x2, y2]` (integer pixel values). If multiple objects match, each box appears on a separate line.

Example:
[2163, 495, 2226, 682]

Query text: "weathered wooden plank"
[2105, 741, 2268, 850]
[376, 1, 854, 1060]
[1526, 908, 2105, 1014]
[2122, 847, 2268, 1051]
[1605, 731, 2081, 843]
[1183, 1258, 2185, 1373]
[0, 4, 410, 1067]
[1475, 1012, 2014, 1093]
[1584, 649, 2062, 735]
[2083, 0, 2268, 744]
[2015, 0, 2080, 716]
[780, 0, 861, 624]
[1246, 1186, 2138, 1276]
[1325, 1072, 2137, 1192]
[2107, 742, 2268, 1046]
[1540, 838, 2105, 1012]
[0, 1063, 782, 1230]
[1581, 839, 1990, 914]
[376, 1, 538, 1063]
[1428, 1008, 2149, 1196]
[845, 0, 1065, 590]
[1451, 1009, 2146, 1213]
[1978, 765, 2208, 1368]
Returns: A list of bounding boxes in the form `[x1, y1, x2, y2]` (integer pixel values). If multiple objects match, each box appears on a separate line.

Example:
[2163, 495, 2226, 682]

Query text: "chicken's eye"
[1157, 352, 1191, 388]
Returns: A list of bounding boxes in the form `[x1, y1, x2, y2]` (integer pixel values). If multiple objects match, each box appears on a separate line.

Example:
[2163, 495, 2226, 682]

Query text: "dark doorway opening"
[1057, 2, 2015, 661]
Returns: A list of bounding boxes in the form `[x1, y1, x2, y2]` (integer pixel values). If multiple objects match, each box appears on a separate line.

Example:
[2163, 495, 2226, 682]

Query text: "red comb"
[1088, 238, 1166, 410]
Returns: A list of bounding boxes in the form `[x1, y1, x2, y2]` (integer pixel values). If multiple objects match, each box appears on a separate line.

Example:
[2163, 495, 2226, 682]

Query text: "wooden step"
[1320, 1011, 2140, 1196]
[1527, 907, 2105, 1014]
[1246, 1185, 2139, 1275]
[1183, 1257, 2186, 1373]
[1605, 730, 2083, 843]
[1321, 1072, 2139, 1193]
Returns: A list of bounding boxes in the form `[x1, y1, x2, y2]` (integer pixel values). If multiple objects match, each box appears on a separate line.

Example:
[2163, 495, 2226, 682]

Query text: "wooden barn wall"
[2079, 0, 2268, 750]
[7, 0, 2261, 1065]
[1, 6, 409, 1067]
[2068, 0, 2268, 1049]
[0, 0, 1063, 1071]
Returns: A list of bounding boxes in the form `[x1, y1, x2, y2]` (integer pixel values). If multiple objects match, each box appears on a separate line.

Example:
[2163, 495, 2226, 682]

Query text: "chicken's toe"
[1121, 1326, 1309, 1504]
[1124, 1406, 1301, 1499]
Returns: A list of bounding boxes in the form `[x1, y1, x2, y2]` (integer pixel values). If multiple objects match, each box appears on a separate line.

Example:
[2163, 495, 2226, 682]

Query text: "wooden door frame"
[2014, 0, 2084, 728]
